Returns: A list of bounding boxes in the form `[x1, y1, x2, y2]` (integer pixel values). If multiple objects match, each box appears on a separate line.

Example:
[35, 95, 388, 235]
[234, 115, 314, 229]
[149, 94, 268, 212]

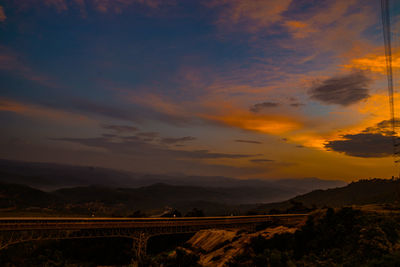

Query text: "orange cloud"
[343, 52, 400, 74]
[284, 20, 316, 39]
[271, 91, 396, 152]
[354, 93, 400, 130]
[128, 89, 304, 135]
[293, 93, 399, 151]
[204, 112, 302, 135]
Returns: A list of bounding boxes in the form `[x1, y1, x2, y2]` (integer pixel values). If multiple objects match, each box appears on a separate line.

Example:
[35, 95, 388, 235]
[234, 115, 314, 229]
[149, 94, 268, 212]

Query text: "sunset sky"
[1, 0, 399, 181]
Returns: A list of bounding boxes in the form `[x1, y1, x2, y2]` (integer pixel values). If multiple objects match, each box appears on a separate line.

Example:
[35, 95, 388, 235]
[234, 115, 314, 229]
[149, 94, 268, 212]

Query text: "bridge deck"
[0, 214, 308, 230]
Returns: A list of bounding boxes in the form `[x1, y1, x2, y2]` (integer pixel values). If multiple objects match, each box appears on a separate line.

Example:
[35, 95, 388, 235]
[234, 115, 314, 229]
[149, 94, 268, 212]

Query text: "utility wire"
[381, 0, 399, 166]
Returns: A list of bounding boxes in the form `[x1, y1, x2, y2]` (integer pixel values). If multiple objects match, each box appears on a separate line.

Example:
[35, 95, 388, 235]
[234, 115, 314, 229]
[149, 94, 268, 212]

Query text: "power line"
[381, 0, 399, 166]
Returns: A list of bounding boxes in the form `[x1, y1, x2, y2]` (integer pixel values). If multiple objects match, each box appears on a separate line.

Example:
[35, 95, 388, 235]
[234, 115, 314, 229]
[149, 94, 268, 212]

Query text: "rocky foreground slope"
[154, 208, 400, 266]
[180, 226, 297, 267]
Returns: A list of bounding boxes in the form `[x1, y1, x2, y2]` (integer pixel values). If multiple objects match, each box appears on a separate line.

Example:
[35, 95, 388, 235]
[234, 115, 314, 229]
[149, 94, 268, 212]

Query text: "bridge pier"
[132, 232, 150, 261]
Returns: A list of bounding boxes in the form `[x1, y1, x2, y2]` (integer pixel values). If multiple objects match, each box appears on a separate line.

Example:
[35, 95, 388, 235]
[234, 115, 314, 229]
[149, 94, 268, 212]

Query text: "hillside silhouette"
[2, 178, 400, 217]
[0, 159, 345, 189]
[256, 178, 400, 213]
[0, 182, 290, 216]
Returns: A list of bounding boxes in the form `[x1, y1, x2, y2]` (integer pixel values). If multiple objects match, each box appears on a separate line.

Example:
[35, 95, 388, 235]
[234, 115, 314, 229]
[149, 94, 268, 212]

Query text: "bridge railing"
[0, 214, 308, 230]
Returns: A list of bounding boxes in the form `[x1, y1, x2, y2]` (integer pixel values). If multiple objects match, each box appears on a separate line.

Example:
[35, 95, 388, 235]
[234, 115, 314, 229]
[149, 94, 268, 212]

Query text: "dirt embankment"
[179, 226, 297, 267]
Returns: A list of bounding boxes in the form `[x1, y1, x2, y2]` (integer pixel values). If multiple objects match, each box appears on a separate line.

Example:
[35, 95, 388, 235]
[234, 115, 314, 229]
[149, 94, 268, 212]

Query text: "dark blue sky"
[0, 0, 395, 181]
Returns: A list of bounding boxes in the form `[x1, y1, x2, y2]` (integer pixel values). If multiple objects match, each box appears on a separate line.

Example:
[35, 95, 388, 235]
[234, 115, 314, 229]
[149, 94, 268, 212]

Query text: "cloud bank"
[309, 71, 371, 106]
[324, 120, 396, 158]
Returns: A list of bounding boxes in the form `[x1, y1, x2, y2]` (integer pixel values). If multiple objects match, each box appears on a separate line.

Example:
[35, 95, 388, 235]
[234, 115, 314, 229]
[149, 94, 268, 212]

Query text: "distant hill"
[270, 177, 347, 194]
[0, 182, 295, 216]
[53, 182, 297, 207]
[0, 159, 349, 216]
[0, 159, 346, 200]
[0, 159, 136, 190]
[0, 183, 60, 209]
[2, 179, 397, 217]
[255, 178, 400, 213]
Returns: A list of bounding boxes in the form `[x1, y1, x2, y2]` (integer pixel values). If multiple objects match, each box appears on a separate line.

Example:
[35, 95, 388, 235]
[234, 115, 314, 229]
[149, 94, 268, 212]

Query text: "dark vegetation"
[0, 233, 195, 266]
[147, 233, 195, 255]
[146, 247, 202, 267]
[161, 208, 182, 217]
[228, 207, 400, 266]
[0, 238, 134, 266]
[185, 208, 205, 217]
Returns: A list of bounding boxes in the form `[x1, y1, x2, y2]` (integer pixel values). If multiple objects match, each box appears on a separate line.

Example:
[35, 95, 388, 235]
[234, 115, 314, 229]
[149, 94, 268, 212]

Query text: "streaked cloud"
[136, 132, 159, 138]
[249, 102, 280, 113]
[235, 139, 262, 144]
[65, 98, 144, 122]
[161, 136, 196, 145]
[102, 124, 139, 133]
[0, 6, 6, 22]
[129, 93, 195, 126]
[287, 0, 375, 51]
[0, 49, 59, 88]
[284, 20, 316, 39]
[0, 98, 90, 123]
[250, 159, 274, 163]
[91, 0, 174, 13]
[290, 103, 305, 108]
[52, 136, 258, 160]
[207, 0, 292, 32]
[13, 0, 175, 15]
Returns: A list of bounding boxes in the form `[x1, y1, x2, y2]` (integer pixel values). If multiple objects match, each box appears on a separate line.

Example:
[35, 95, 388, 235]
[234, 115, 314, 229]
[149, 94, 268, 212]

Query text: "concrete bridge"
[0, 214, 307, 259]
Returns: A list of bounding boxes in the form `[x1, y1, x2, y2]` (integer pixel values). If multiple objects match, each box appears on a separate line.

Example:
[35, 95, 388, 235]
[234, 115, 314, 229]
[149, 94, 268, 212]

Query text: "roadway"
[0, 214, 308, 230]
